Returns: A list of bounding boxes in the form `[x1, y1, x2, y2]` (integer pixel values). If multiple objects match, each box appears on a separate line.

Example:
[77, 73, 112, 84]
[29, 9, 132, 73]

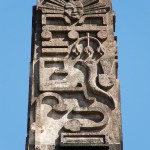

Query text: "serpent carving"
[76, 60, 115, 109]
[64, 107, 109, 132]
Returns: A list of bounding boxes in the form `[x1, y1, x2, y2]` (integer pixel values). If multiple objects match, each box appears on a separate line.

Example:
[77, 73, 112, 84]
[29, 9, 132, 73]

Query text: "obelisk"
[26, 0, 123, 150]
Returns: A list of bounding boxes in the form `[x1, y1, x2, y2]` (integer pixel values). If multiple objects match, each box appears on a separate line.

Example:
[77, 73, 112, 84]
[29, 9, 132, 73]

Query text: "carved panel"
[26, 0, 122, 150]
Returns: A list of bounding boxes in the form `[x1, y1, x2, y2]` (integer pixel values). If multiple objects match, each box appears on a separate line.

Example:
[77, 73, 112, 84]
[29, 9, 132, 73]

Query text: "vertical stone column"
[26, 0, 123, 150]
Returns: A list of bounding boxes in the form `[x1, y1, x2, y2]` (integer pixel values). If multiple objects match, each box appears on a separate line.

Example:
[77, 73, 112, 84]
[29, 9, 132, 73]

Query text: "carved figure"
[71, 33, 104, 58]
[64, 1, 84, 20]
[76, 60, 115, 109]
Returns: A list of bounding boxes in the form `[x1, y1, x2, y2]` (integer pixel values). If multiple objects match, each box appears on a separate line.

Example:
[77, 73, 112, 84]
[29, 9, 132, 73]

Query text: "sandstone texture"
[26, 0, 123, 150]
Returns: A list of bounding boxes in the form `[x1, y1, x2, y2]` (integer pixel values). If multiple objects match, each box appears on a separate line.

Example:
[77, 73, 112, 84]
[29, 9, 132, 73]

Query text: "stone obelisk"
[26, 0, 123, 150]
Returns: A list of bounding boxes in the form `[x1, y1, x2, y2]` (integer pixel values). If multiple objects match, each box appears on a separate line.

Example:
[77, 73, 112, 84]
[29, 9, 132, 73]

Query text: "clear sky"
[0, 0, 150, 150]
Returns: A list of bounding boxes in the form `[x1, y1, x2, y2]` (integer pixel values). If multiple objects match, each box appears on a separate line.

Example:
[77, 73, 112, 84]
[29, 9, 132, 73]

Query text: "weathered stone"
[26, 0, 123, 150]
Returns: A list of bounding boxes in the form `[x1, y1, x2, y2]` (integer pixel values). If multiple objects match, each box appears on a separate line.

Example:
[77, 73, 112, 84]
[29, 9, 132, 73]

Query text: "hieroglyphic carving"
[26, 0, 122, 150]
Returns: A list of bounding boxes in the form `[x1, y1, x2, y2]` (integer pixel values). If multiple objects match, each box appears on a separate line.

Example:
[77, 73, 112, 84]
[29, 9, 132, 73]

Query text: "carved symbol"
[71, 33, 104, 58]
[72, 44, 83, 56]
[68, 30, 79, 40]
[64, 107, 109, 132]
[64, 1, 84, 20]
[61, 133, 106, 145]
[76, 60, 115, 110]
[84, 33, 94, 58]
[41, 31, 52, 41]
[39, 0, 109, 21]
[38, 92, 68, 113]
[97, 29, 107, 39]
[64, 119, 81, 132]
[98, 74, 114, 89]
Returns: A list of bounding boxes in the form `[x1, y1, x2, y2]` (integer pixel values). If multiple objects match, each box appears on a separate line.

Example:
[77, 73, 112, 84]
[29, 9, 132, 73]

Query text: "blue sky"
[0, 0, 150, 150]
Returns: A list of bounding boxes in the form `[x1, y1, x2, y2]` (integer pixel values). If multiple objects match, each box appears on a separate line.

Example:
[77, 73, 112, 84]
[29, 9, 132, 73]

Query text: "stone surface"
[26, 0, 123, 150]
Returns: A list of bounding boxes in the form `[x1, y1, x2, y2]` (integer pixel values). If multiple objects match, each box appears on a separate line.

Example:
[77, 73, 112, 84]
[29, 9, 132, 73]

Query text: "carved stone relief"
[26, 0, 122, 150]
[38, 0, 109, 21]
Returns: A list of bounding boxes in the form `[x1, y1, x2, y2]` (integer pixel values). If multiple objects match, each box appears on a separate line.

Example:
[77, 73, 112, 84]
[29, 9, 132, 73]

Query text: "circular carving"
[64, 119, 81, 132]
[53, 103, 68, 113]
[41, 31, 52, 40]
[97, 29, 107, 39]
[98, 74, 114, 89]
[68, 30, 79, 40]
